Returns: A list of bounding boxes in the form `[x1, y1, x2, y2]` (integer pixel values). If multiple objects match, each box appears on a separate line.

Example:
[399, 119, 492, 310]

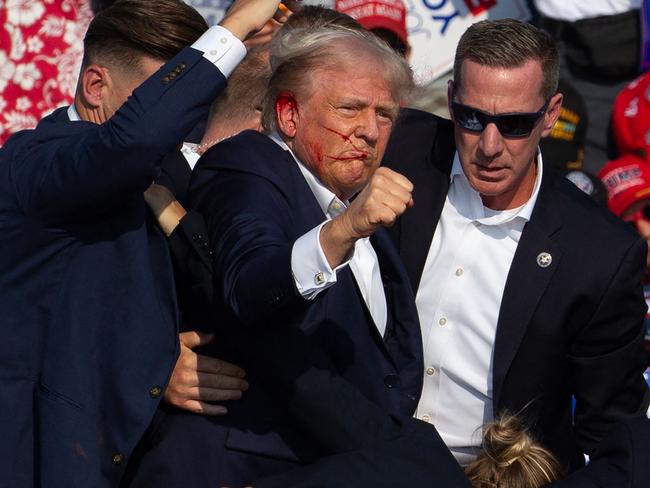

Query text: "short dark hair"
[453, 19, 559, 100]
[283, 6, 362, 31]
[83, 0, 208, 73]
[208, 47, 271, 130]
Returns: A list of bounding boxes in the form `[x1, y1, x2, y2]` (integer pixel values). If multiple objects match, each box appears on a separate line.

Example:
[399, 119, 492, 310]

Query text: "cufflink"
[314, 271, 325, 285]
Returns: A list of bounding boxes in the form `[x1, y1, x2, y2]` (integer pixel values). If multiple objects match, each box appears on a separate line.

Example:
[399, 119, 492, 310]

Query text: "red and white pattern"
[0, 0, 92, 145]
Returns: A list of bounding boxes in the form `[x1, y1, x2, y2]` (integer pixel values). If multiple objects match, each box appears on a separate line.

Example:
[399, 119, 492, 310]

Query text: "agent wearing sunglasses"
[382, 18, 649, 483]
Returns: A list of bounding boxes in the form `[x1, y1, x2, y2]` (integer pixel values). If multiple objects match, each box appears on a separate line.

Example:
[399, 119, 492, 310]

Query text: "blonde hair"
[261, 25, 413, 131]
[464, 415, 563, 488]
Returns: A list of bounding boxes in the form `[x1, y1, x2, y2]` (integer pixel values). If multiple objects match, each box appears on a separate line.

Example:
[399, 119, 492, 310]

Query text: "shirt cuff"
[292, 221, 352, 300]
[192, 25, 247, 78]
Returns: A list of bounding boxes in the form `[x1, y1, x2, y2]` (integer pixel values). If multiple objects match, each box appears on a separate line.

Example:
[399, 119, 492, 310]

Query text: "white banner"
[406, 0, 531, 83]
[183, 0, 231, 25]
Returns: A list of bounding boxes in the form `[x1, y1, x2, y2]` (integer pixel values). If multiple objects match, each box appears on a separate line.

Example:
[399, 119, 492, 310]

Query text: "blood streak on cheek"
[322, 126, 368, 157]
[323, 126, 352, 143]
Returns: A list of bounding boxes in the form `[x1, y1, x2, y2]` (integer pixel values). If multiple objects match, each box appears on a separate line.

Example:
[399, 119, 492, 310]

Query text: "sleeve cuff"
[192, 25, 247, 78]
[291, 221, 353, 300]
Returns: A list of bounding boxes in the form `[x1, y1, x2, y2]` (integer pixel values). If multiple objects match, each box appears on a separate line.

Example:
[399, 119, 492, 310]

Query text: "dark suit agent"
[125, 25, 426, 488]
[0, 0, 296, 486]
[381, 18, 650, 474]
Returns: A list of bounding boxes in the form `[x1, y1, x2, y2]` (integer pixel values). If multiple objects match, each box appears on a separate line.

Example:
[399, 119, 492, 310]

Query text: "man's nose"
[354, 110, 380, 143]
[478, 123, 504, 158]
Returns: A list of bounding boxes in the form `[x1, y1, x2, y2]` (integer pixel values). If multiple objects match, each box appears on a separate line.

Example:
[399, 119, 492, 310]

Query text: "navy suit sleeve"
[167, 210, 214, 317]
[191, 165, 307, 328]
[9, 47, 226, 224]
[549, 417, 650, 488]
[568, 236, 650, 454]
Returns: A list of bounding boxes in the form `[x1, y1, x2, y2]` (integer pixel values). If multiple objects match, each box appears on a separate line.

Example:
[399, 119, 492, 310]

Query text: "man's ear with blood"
[275, 92, 299, 138]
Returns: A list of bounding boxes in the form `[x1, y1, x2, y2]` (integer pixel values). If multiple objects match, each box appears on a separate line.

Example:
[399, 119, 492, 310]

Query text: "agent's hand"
[220, 0, 302, 41]
[320, 167, 413, 267]
[164, 331, 249, 415]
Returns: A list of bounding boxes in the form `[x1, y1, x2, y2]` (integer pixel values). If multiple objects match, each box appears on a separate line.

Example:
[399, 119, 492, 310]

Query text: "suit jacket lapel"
[492, 172, 563, 410]
[399, 154, 452, 293]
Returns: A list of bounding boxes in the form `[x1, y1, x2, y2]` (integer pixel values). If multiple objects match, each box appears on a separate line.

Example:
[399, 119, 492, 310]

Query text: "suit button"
[149, 386, 162, 398]
[384, 374, 398, 388]
[112, 453, 124, 465]
[192, 234, 198, 241]
[384, 329, 394, 340]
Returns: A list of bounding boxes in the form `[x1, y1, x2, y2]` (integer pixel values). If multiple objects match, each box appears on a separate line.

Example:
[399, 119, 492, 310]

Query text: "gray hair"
[262, 25, 413, 131]
[453, 19, 560, 100]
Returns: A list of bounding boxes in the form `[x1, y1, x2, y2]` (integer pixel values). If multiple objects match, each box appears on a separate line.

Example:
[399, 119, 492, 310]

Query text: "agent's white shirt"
[534, 0, 641, 22]
[415, 152, 543, 465]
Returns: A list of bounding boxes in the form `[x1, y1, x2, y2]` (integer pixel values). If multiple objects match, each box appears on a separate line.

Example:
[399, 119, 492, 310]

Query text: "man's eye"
[377, 110, 394, 122]
[338, 106, 357, 114]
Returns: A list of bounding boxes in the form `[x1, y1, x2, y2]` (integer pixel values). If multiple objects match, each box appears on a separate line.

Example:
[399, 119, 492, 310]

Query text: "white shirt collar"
[449, 150, 543, 226]
[267, 130, 347, 217]
[67, 104, 81, 122]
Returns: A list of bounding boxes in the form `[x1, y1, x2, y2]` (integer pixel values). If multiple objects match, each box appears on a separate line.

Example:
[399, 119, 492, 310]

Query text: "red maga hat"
[598, 154, 650, 216]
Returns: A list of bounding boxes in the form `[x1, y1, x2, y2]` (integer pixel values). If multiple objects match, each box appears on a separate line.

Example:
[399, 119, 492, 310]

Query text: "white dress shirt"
[534, 0, 641, 21]
[267, 132, 388, 336]
[415, 152, 543, 465]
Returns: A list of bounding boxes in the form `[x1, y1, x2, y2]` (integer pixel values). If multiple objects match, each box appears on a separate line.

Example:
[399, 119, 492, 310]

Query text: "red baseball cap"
[335, 0, 409, 47]
[611, 72, 650, 160]
[598, 154, 650, 216]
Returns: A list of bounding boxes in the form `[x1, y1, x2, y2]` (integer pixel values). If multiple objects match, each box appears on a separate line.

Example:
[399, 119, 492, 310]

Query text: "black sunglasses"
[451, 98, 550, 138]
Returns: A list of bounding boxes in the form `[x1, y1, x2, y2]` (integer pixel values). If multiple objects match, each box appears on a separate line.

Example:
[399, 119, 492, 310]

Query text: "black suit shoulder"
[383, 107, 455, 177]
[542, 168, 641, 255]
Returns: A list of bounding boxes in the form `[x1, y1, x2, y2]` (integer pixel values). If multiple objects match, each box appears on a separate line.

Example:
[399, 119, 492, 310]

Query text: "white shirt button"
[438, 317, 447, 326]
[455, 267, 464, 276]
[209, 49, 218, 56]
[220, 37, 228, 44]
[426, 367, 435, 376]
[421, 414, 430, 422]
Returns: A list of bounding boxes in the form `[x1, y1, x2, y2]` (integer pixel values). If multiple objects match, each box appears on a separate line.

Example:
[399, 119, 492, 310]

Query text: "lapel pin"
[537, 252, 552, 268]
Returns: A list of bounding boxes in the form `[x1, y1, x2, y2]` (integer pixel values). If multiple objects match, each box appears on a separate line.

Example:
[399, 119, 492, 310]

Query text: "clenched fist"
[320, 167, 413, 268]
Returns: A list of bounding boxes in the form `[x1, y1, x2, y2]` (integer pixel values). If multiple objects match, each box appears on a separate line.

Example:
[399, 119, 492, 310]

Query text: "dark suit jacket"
[125, 130, 424, 487]
[0, 47, 226, 488]
[156, 149, 214, 325]
[382, 108, 650, 471]
[254, 368, 471, 488]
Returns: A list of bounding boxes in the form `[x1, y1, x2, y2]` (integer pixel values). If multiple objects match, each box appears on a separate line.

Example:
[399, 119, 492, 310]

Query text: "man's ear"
[79, 64, 109, 109]
[541, 92, 563, 137]
[275, 92, 299, 138]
